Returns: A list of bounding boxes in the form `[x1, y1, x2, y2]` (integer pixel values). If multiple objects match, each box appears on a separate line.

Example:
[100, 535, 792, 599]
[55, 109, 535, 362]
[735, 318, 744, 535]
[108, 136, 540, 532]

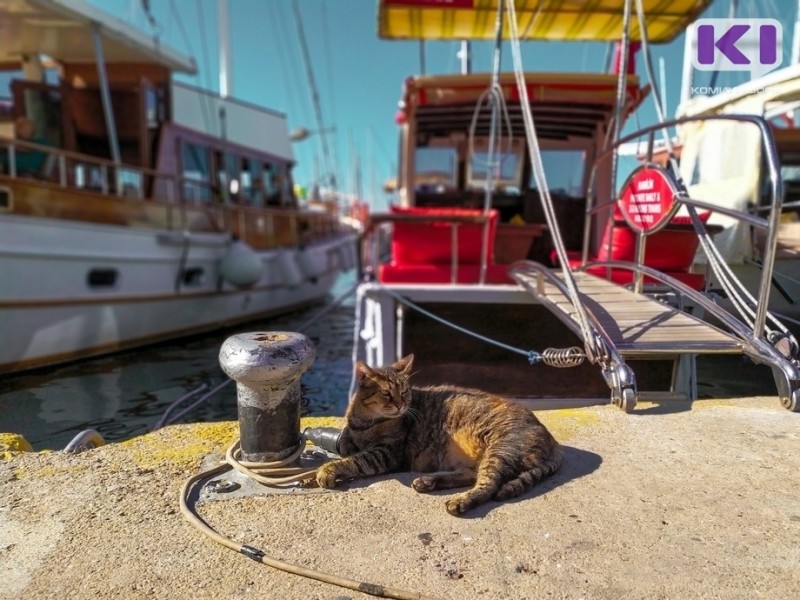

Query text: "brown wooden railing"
[0, 136, 346, 251]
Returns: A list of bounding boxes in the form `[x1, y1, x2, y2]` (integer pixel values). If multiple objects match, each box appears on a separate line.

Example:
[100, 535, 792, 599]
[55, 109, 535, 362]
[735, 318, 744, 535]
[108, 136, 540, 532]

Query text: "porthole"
[0, 186, 11, 211]
[182, 267, 205, 286]
[87, 268, 118, 288]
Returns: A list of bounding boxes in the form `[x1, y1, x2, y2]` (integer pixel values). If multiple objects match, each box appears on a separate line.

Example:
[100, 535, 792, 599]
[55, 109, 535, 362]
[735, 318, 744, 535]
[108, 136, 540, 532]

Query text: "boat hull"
[0, 214, 357, 374]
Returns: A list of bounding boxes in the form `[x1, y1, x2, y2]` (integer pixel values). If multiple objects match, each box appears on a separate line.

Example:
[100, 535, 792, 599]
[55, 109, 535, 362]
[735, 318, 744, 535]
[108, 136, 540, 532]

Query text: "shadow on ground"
[340, 444, 602, 518]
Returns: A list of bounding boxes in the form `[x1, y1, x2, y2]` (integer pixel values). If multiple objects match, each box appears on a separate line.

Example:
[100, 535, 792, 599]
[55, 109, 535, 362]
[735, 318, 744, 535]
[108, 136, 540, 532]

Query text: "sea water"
[0, 273, 358, 450]
[0, 270, 777, 450]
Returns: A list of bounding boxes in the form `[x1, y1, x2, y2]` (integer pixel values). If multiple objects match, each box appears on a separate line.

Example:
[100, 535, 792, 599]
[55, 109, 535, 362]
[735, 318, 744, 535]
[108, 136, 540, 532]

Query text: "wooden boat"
[0, 0, 358, 374]
[353, 0, 800, 412]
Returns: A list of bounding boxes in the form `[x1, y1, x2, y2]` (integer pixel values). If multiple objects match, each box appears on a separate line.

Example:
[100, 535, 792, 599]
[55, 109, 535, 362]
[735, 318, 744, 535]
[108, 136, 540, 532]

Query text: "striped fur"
[315, 354, 562, 515]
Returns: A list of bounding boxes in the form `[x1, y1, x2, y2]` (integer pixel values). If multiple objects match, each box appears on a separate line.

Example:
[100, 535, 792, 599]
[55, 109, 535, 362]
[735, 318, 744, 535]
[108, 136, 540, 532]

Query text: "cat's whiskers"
[403, 405, 422, 425]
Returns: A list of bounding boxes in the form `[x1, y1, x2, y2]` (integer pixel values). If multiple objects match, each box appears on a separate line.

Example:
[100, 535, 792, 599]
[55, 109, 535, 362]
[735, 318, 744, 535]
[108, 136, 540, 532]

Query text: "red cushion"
[390, 206, 498, 265]
[379, 263, 513, 284]
[596, 211, 711, 271]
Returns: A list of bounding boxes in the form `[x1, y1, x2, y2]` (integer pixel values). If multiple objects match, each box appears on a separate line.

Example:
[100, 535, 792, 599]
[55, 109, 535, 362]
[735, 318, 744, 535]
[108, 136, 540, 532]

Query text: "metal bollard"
[219, 332, 315, 462]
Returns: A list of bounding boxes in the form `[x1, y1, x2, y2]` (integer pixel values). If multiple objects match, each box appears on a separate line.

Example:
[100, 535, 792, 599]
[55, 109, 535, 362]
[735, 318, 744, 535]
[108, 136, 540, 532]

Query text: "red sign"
[617, 165, 680, 234]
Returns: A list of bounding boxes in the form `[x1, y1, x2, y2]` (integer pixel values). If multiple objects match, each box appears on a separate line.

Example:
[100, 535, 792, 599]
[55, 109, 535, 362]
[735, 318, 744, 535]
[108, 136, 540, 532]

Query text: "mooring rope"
[180, 439, 437, 600]
[375, 285, 585, 367]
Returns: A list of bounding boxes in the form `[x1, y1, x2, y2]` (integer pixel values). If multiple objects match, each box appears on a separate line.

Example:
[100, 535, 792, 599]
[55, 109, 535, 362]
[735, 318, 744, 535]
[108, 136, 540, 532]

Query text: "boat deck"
[514, 270, 745, 359]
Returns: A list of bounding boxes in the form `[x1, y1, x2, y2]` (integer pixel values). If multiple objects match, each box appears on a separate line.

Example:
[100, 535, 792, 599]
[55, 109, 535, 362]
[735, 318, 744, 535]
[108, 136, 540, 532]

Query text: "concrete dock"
[1, 397, 799, 599]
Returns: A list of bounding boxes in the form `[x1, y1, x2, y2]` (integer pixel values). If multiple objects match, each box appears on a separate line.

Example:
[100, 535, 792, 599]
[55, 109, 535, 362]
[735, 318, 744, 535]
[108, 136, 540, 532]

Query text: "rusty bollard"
[219, 332, 315, 462]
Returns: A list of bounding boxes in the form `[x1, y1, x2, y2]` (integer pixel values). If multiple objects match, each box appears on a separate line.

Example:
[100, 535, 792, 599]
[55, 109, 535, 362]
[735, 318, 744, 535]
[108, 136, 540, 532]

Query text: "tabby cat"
[315, 354, 562, 515]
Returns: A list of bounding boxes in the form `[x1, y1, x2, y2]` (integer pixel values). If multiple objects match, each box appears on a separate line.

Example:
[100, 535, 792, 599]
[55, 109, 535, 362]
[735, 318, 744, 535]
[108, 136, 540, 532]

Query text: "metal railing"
[583, 113, 787, 343]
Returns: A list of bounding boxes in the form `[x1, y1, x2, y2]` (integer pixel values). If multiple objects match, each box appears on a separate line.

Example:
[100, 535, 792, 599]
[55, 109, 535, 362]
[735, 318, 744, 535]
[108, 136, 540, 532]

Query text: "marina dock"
[2, 399, 798, 599]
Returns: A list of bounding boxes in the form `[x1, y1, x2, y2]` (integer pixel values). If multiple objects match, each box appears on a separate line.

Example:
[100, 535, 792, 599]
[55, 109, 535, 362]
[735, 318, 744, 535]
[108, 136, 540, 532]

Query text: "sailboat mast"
[218, 0, 231, 98]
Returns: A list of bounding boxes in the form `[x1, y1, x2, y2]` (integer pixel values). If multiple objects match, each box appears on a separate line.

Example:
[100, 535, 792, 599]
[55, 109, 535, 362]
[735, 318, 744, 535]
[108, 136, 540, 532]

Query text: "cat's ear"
[355, 361, 375, 383]
[393, 354, 414, 375]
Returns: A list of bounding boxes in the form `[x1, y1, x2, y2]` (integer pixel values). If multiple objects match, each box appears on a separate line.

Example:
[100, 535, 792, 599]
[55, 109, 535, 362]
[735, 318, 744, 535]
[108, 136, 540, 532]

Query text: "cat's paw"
[445, 495, 473, 516]
[412, 476, 437, 493]
[315, 463, 340, 489]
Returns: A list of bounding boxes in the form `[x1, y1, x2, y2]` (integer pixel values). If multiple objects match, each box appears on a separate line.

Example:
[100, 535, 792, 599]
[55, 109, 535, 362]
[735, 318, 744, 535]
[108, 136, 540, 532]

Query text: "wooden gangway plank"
[517, 270, 745, 357]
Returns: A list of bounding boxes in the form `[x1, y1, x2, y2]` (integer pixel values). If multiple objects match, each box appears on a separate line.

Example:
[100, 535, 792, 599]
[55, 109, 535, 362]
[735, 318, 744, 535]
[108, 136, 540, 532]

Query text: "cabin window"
[467, 138, 524, 193]
[264, 163, 287, 206]
[529, 149, 586, 199]
[242, 159, 264, 206]
[414, 146, 458, 193]
[74, 163, 105, 190]
[118, 168, 142, 198]
[225, 153, 241, 202]
[181, 142, 212, 202]
[0, 187, 10, 210]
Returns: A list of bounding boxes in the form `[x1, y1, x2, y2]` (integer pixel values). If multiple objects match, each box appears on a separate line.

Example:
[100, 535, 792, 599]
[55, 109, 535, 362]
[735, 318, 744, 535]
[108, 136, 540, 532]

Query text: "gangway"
[510, 114, 800, 414]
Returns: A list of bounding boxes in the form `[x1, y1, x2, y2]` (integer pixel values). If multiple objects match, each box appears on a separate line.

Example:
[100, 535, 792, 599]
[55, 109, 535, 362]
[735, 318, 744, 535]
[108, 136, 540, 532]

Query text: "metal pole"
[458, 40, 472, 75]
[91, 22, 121, 167]
[218, 0, 231, 98]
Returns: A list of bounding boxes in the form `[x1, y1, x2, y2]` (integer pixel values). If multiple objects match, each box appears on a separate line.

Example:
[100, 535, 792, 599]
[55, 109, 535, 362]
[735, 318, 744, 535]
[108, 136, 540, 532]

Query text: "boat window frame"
[179, 140, 213, 203]
[466, 136, 525, 193]
[528, 137, 594, 200]
[412, 136, 460, 194]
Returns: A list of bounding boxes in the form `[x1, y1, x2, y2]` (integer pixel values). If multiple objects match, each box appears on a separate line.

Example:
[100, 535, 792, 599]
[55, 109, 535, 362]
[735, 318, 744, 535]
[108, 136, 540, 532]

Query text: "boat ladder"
[510, 262, 800, 412]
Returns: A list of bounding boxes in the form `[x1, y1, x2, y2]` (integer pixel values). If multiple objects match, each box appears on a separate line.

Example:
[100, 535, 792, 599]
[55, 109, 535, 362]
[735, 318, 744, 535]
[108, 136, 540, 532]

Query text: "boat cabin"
[0, 1, 331, 253]
[374, 71, 647, 283]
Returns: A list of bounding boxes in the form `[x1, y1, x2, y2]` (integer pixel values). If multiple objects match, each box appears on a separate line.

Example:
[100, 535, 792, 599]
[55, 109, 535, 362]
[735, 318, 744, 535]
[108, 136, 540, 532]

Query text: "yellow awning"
[377, 0, 713, 43]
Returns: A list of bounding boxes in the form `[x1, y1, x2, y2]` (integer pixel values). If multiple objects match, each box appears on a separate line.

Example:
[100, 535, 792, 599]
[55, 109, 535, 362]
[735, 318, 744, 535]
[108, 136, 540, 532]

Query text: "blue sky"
[84, 1, 799, 208]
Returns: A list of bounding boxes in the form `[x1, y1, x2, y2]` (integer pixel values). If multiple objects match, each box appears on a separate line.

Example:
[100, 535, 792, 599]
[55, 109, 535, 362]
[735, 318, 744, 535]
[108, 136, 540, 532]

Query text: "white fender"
[295, 246, 320, 279]
[219, 240, 262, 287]
[276, 248, 304, 287]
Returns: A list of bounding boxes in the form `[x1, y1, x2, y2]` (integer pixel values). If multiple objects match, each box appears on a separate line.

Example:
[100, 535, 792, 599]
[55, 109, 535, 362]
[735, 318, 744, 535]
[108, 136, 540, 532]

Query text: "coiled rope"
[375, 285, 585, 367]
[180, 437, 437, 600]
[176, 278, 435, 599]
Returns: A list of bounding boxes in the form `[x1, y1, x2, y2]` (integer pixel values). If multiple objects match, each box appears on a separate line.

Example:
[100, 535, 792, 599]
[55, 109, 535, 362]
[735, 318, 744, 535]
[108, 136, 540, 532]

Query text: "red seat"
[562, 211, 712, 291]
[379, 206, 502, 284]
[379, 263, 514, 284]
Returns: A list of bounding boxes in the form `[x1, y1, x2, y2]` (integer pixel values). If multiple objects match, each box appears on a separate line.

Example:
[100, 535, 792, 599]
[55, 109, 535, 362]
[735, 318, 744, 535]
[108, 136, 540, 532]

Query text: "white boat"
[352, 0, 800, 413]
[0, 0, 359, 374]
[675, 62, 800, 332]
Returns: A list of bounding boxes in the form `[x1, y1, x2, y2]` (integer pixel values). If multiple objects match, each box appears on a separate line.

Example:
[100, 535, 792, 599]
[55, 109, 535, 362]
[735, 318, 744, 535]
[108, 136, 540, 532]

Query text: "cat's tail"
[493, 445, 563, 501]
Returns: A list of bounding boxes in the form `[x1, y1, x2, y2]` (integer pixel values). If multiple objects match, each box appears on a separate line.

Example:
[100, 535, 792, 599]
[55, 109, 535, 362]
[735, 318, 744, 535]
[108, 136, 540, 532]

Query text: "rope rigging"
[502, 0, 602, 363]
[374, 284, 585, 368]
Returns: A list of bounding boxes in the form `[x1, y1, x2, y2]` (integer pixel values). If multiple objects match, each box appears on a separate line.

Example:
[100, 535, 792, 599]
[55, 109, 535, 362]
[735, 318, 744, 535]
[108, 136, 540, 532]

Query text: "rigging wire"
[320, 0, 342, 184]
[168, 0, 212, 135]
[503, 0, 600, 362]
[634, 0, 674, 155]
[375, 285, 585, 368]
[269, 1, 313, 177]
[292, 0, 336, 192]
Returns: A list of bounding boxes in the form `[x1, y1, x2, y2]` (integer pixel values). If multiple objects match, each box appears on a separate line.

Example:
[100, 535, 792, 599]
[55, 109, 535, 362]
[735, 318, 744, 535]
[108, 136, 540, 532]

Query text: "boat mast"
[218, 0, 231, 99]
